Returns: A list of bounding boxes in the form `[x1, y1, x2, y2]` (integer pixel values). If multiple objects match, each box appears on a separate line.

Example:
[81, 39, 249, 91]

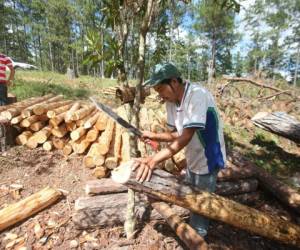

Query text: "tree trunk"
[294, 44, 299, 87]
[112, 164, 300, 246]
[251, 112, 300, 143]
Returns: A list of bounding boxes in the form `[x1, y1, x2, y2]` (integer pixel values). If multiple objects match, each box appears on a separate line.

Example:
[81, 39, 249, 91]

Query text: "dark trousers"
[0, 84, 8, 106]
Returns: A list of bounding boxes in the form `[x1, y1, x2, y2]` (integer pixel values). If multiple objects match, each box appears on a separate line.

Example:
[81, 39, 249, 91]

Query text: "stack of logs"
[0, 94, 177, 178]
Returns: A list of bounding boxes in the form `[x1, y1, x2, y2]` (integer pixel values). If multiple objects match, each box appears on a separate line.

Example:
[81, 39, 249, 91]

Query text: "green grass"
[224, 124, 300, 186]
[11, 70, 119, 100]
[11, 79, 91, 100]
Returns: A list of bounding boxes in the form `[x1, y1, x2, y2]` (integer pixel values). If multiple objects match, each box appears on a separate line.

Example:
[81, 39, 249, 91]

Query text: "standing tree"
[193, 0, 238, 83]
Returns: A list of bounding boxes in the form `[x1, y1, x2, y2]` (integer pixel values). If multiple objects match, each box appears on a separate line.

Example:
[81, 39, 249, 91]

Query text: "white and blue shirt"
[166, 82, 226, 174]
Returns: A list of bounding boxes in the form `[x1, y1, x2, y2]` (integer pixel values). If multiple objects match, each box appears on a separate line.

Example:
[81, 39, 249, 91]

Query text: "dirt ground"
[0, 145, 300, 250]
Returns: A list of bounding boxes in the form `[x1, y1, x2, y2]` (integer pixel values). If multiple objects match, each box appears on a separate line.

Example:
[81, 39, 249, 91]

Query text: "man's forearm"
[150, 135, 188, 167]
[152, 131, 178, 142]
[8, 67, 15, 81]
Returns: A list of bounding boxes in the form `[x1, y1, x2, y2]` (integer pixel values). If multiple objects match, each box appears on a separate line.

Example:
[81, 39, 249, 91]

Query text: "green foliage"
[193, 0, 239, 76]
[223, 124, 300, 181]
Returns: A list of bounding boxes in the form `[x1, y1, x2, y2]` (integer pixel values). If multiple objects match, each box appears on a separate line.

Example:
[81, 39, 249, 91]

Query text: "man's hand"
[141, 131, 157, 142]
[132, 157, 157, 182]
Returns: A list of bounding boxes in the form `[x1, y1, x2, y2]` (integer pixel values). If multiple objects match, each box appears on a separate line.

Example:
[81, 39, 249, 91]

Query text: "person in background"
[0, 53, 15, 105]
[133, 63, 226, 238]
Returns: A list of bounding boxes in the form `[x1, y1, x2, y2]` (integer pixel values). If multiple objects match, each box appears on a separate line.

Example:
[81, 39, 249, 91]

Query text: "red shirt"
[0, 54, 13, 84]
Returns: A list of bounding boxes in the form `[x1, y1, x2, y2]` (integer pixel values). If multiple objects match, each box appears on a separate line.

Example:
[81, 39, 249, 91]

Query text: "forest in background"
[0, 0, 299, 86]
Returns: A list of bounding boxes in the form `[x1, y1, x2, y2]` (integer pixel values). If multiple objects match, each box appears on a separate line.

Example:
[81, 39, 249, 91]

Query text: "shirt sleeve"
[5, 57, 13, 67]
[166, 102, 176, 130]
[183, 89, 208, 130]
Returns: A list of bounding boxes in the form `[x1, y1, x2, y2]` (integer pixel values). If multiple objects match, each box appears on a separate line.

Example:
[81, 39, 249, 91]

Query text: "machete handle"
[146, 139, 159, 151]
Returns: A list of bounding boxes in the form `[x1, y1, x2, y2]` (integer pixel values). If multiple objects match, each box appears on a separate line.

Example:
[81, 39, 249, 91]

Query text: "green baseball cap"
[143, 63, 181, 87]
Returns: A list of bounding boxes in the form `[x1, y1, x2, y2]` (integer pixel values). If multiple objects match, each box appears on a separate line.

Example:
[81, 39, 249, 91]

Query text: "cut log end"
[111, 161, 133, 184]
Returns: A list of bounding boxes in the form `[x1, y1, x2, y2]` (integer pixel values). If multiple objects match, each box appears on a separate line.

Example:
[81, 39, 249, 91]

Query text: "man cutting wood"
[133, 62, 226, 237]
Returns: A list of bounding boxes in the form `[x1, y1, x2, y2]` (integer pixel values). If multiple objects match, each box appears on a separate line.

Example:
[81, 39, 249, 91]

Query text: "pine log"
[76, 110, 97, 127]
[1, 94, 53, 120]
[253, 163, 300, 213]
[34, 125, 52, 144]
[86, 128, 99, 142]
[105, 157, 119, 170]
[16, 131, 33, 145]
[65, 122, 77, 132]
[151, 201, 208, 250]
[69, 106, 95, 121]
[85, 179, 127, 195]
[154, 110, 167, 126]
[83, 143, 105, 168]
[49, 111, 67, 127]
[121, 131, 130, 163]
[251, 112, 300, 143]
[0, 95, 38, 112]
[98, 119, 115, 155]
[174, 159, 255, 181]
[0, 187, 62, 232]
[51, 124, 67, 138]
[22, 95, 63, 118]
[229, 192, 261, 205]
[218, 161, 255, 181]
[114, 107, 125, 160]
[52, 137, 69, 150]
[20, 114, 48, 128]
[47, 103, 73, 118]
[70, 127, 87, 141]
[216, 179, 258, 195]
[112, 163, 300, 246]
[229, 152, 300, 213]
[151, 120, 166, 133]
[94, 112, 108, 131]
[93, 166, 109, 179]
[64, 102, 81, 122]
[43, 141, 53, 151]
[26, 136, 39, 149]
[29, 121, 46, 132]
[84, 178, 258, 197]
[84, 112, 100, 129]
[63, 142, 73, 156]
[72, 135, 91, 154]
[10, 115, 23, 125]
[72, 193, 188, 229]
[33, 100, 72, 115]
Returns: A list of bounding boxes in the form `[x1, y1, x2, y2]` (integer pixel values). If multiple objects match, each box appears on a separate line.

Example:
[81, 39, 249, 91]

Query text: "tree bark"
[251, 112, 300, 143]
[84, 178, 258, 197]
